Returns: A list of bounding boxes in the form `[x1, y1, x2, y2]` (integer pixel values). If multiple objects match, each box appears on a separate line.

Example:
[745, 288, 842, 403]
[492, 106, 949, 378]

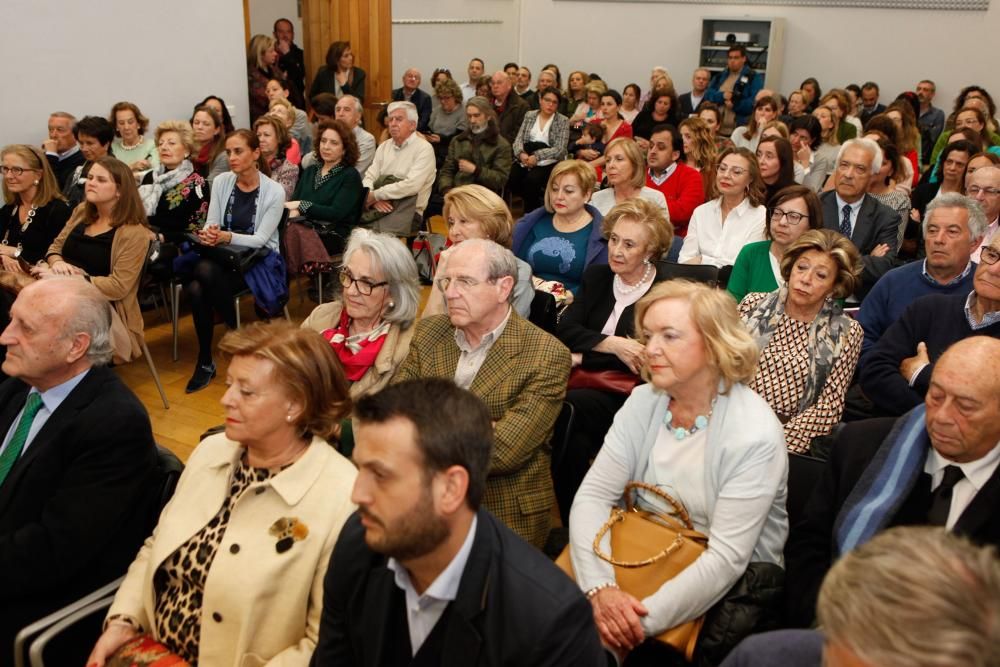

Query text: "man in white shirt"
[460, 57, 485, 102]
[968, 166, 1000, 263]
[311, 375, 604, 666]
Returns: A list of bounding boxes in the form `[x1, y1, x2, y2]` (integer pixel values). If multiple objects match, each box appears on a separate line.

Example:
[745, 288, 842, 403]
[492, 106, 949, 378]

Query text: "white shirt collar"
[835, 192, 865, 215]
[388, 514, 478, 605]
[454, 306, 511, 353]
[925, 442, 1000, 494]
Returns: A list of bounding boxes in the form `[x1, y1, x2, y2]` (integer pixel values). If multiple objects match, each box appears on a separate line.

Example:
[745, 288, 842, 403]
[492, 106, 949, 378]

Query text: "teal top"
[111, 137, 159, 171]
[727, 240, 780, 303]
[518, 215, 592, 294]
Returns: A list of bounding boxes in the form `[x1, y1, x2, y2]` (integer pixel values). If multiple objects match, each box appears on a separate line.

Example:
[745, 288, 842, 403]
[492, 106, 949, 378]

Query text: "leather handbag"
[567, 367, 641, 395]
[185, 233, 268, 273]
[106, 635, 190, 666]
[556, 481, 709, 661]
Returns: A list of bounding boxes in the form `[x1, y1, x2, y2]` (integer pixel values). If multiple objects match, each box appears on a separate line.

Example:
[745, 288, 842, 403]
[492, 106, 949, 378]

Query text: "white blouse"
[529, 113, 557, 167]
[679, 197, 767, 267]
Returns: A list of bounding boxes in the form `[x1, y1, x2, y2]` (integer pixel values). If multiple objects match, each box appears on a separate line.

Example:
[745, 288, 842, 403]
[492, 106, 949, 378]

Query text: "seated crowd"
[3, 24, 1000, 667]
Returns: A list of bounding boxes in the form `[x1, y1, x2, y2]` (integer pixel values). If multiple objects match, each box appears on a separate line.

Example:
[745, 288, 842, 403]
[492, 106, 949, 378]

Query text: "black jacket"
[310, 510, 607, 666]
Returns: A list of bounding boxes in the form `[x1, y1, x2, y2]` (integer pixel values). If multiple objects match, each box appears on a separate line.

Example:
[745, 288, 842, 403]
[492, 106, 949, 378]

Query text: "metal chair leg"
[171, 282, 182, 362]
[140, 337, 169, 409]
[234, 296, 241, 329]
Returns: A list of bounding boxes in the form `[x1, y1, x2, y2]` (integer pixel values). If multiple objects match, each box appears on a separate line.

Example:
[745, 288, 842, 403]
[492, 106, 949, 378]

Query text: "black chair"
[307, 187, 369, 304]
[786, 453, 827, 530]
[528, 290, 558, 334]
[655, 260, 720, 287]
[548, 402, 577, 526]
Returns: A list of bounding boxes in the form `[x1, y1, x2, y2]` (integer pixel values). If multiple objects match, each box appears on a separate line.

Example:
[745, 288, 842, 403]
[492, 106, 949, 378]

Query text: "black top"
[0, 199, 72, 264]
[46, 151, 85, 192]
[61, 224, 116, 276]
[141, 170, 210, 243]
[225, 186, 259, 233]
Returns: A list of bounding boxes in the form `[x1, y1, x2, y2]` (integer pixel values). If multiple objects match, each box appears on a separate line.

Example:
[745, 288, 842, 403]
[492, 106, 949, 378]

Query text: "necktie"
[840, 204, 852, 238]
[927, 465, 965, 526]
[0, 393, 44, 487]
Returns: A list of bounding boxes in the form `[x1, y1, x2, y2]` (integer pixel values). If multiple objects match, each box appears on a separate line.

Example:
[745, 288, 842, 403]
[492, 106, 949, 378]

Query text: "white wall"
[2, 0, 249, 148]
[248, 0, 303, 46]
[519, 1, 998, 110]
[391, 0, 520, 90]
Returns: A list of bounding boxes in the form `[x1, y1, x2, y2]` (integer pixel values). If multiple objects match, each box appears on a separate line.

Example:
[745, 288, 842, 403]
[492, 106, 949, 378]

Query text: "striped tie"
[0, 393, 44, 487]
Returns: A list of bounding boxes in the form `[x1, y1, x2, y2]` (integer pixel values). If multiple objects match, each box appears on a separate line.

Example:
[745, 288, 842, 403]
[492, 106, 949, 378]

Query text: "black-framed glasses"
[981, 246, 1000, 266]
[0, 166, 39, 176]
[769, 207, 809, 225]
[339, 267, 387, 295]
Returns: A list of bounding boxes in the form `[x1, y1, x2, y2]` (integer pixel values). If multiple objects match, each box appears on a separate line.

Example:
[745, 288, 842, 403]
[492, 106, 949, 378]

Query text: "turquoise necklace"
[664, 398, 716, 440]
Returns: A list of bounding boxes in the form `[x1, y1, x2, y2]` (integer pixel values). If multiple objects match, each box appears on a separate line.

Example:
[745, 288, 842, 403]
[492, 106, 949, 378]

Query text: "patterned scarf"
[321, 309, 391, 382]
[138, 160, 195, 217]
[743, 286, 852, 414]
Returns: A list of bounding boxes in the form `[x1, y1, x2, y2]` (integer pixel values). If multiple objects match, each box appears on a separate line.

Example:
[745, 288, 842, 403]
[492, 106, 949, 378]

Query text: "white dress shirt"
[453, 307, 511, 389]
[679, 197, 767, 267]
[924, 444, 1000, 529]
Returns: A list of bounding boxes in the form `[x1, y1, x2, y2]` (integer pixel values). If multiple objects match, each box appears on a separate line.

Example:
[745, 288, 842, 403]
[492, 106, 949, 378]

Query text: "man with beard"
[436, 97, 512, 195]
[310, 378, 605, 666]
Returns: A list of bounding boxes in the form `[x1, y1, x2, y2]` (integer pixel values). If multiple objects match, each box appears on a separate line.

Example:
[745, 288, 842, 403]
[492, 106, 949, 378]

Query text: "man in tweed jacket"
[394, 239, 570, 548]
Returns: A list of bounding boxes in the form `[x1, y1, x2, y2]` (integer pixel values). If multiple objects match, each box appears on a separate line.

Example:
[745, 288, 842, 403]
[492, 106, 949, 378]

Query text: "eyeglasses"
[968, 186, 1000, 197]
[434, 275, 495, 293]
[339, 268, 388, 296]
[716, 164, 747, 177]
[981, 246, 1000, 266]
[769, 207, 809, 225]
[0, 166, 38, 176]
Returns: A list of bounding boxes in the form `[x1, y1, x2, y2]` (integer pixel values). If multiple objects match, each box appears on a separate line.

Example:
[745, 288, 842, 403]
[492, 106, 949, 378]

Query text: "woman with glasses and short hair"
[301, 227, 420, 398]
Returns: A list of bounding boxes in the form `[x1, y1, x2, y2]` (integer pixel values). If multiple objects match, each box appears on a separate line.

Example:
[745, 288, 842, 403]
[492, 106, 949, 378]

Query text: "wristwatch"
[12, 246, 22, 259]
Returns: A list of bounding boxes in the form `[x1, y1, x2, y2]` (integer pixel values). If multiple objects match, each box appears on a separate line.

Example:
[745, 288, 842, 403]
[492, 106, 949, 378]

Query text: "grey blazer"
[513, 111, 570, 163]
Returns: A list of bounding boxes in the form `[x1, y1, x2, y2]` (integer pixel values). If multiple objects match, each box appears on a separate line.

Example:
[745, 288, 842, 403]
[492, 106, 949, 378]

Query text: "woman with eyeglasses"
[679, 147, 767, 268]
[738, 229, 863, 454]
[727, 185, 824, 303]
[302, 227, 420, 398]
[1, 145, 72, 274]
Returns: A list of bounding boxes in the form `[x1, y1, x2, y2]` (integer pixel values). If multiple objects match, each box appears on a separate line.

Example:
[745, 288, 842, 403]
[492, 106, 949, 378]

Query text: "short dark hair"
[539, 88, 562, 105]
[602, 89, 623, 106]
[315, 119, 359, 167]
[766, 184, 824, 240]
[650, 123, 682, 152]
[73, 116, 114, 146]
[354, 379, 494, 510]
[789, 115, 822, 150]
[728, 45, 748, 58]
[503, 61, 518, 71]
[862, 81, 880, 93]
[273, 17, 293, 33]
[470, 57, 484, 67]
[846, 83, 862, 97]
[311, 93, 338, 117]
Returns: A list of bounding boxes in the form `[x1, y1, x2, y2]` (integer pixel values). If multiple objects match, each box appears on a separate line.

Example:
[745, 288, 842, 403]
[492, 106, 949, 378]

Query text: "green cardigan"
[727, 240, 779, 303]
[293, 164, 364, 225]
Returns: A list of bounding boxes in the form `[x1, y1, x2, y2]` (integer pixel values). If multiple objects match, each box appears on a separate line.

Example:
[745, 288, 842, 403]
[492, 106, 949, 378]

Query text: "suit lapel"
[364, 565, 406, 666]
[442, 513, 491, 665]
[0, 381, 31, 511]
[469, 313, 522, 399]
[955, 464, 1000, 537]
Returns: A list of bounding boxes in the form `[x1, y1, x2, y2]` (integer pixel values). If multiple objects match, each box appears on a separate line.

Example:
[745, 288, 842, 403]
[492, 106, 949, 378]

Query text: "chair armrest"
[28, 594, 118, 667]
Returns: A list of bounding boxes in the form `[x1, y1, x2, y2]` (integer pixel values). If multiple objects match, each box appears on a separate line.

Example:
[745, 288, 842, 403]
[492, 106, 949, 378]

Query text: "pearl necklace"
[664, 398, 716, 440]
[120, 136, 144, 151]
[614, 262, 653, 295]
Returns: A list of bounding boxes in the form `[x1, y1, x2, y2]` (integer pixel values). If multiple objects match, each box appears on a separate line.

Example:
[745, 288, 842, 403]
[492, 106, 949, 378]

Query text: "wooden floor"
[114, 279, 432, 463]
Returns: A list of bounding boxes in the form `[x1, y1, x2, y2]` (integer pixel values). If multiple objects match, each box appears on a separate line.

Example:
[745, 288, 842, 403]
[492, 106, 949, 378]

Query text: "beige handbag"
[556, 481, 709, 661]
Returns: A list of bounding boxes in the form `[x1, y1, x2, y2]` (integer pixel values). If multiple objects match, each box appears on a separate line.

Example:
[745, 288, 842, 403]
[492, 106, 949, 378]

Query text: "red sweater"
[645, 162, 706, 237]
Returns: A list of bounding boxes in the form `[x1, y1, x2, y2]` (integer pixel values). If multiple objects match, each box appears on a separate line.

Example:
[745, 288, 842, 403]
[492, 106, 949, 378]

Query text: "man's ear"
[434, 465, 470, 515]
[496, 275, 515, 304]
[65, 332, 92, 365]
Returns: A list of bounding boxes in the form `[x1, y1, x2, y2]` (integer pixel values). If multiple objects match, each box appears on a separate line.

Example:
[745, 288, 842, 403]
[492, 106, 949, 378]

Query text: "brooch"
[269, 517, 309, 553]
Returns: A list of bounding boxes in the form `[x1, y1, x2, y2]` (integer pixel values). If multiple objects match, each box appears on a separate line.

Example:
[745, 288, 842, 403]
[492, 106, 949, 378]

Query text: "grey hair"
[386, 101, 419, 124]
[923, 193, 988, 240]
[456, 238, 518, 304]
[343, 227, 421, 328]
[53, 279, 113, 365]
[837, 137, 883, 176]
[340, 94, 363, 115]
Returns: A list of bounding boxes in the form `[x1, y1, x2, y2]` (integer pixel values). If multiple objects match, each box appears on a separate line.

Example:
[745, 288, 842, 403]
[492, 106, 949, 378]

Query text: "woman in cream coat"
[88, 323, 357, 667]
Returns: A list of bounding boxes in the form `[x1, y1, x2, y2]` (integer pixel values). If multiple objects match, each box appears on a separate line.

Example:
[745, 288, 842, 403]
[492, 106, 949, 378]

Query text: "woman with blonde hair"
[246, 34, 285, 123]
[739, 228, 863, 454]
[267, 97, 302, 165]
[679, 116, 718, 198]
[562, 70, 588, 117]
[423, 184, 533, 318]
[0, 145, 72, 271]
[589, 137, 668, 216]
[88, 322, 358, 667]
[569, 279, 787, 663]
[109, 101, 158, 174]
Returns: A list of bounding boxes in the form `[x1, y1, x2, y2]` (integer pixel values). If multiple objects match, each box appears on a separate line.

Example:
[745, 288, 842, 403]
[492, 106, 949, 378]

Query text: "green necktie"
[0, 393, 44, 487]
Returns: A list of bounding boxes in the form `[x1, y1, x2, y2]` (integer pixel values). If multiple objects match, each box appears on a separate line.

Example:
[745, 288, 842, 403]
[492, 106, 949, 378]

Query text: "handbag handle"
[624, 481, 695, 530]
[592, 511, 687, 568]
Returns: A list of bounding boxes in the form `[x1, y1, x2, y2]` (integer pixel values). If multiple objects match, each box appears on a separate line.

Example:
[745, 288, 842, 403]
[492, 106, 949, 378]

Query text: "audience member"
[865, 138, 911, 244]
[514, 65, 537, 108]
[300, 228, 420, 398]
[969, 165, 1000, 262]
[858, 81, 887, 127]
[559, 69, 586, 117]
[287, 120, 363, 235]
[621, 83, 642, 124]
[756, 135, 797, 203]
[43, 111, 84, 188]
[569, 280, 787, 664]
[423, 185, 533, 319]
[636, 66, 670, 111]
[324, 95, 375, 176]
[860, 234, 1000, 416]
[782, 90, 808, 124]
[631, 89, 680, 147]
[916, 80, 946, 162]
[254, 115, 299, 199]
[0, 279, 159, 660]
[63, 116, 114, 206]
[590, 138, 668, 217]
[704, 45, 765, 134]
[858, 193, 983, 364]
[788, 115, 832, 192]
[193, 95, 236, 134]
[645, 123, 706, 237]
[437, 97, 512, 195]
[311, 378, 606, 665]
[393, 240, 571, 547]
[88, 323, 357, 666]
[513, 159, 606, 295]
[732, 96, 779, 153]
[786, 337, 1000, 627]
[426, 78, 468, 167]
[678, 117, 718, 184]
[391, 68, 433, 133]
[728, 184, 824, 301]
[811, 105, 842, 173]
[886, 102, 921, 184]
[553, 199, 672, 522]
[799, 78, 822, 112]
[698, 102, 733, 152]
[266, 97, 303, 165]
[246, 35, 285, 123]
[930, 105, 1000, 167]
[460, 57, 486, 101]
[680, 146, 767, 267]
[183, 131, 285, 393]
[190, 105, 229, 183]
[0, 145, 72, 272]
[820, 90, 858, 144]
[489, 70, 530, 145]
[740, 229, 864, 454]
[819, 138, 899, 297]
[570, 122, 605, 161]
[679, 68, 711, 117]
[510, 89, 570, 213]
[910, 140, 975, 223]
[588, 90, 634, 176]
[363, 102, 436, 233]
[109, 101, 159, 175]
[264, 77, 310, 149]
[310, 41, 366, 103]
[273, 18, 306, 108]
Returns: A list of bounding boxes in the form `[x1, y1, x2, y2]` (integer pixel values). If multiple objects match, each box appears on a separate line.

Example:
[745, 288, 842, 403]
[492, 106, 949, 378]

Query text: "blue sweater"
[857, 260, 976, 367]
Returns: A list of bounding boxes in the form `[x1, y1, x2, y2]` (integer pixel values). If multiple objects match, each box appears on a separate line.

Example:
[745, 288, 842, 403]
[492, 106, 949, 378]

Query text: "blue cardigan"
[205, 171, 285, 252]
[512, 203, 608, 275]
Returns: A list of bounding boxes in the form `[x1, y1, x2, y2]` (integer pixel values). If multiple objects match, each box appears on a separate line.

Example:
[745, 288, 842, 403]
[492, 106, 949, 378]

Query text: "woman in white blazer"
[88, 323, 358, 667]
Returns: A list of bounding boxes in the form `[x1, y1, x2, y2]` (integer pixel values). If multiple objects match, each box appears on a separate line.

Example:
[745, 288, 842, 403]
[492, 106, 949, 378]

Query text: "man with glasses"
[861, 233, 1000, 417]
[393, 239, 570, 548]
[968, 166, 1000, 263]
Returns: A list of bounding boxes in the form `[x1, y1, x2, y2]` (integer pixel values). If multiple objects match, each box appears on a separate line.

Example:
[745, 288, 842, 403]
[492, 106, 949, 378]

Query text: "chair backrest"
[156, 445, 184, 516]
[786, 453, 827, 529]
[548, 401, 576, 471]
[655, 260, 720, 287]
[528, 290, 558, 334]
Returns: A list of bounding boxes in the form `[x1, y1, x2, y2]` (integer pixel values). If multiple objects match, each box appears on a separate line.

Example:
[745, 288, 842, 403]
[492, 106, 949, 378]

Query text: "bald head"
[402, 68, 421, 92]
[490, 71, 512, 101]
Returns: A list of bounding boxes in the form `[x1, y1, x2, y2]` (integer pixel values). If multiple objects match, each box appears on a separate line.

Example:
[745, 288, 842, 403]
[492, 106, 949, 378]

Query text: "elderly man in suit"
[391, 68, 433, 133]
[0, 279, 159, 658]
[310, 378, 606, 666]
[393, 239, 570, 548]
[784, 336, 1000, 628]
[819, 138, 900, 299]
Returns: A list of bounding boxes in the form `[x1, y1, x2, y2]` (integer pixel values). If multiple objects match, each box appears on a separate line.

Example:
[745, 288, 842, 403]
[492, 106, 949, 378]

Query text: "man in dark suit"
[819, 138, 900, 298]
[0, 279, 159, 655]
[311, 378, 606, 667]
[858, 81, 887, 128]
[391, 68, 433, 133]
[273, 18, 306, 109]
[677, 68, 710, 118]
[785, 336, 1000, 627]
